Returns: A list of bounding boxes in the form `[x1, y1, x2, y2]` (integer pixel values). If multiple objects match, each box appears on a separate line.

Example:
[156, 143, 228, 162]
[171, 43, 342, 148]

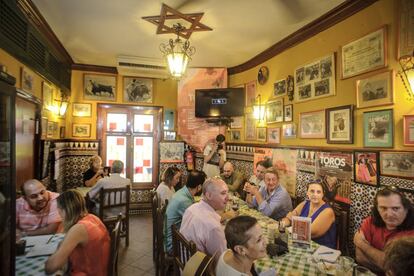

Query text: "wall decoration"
[354, 151, 379, 186]
[284, 104, 293, 122]
[42, 82, 53, 111]
[21, 67, 35, 94]
[272, 148, 298, 196]
[72, 103, 92, 117]
[326, 105, 354, 144]
[257, 127, 267, 142]
[72, 123, 91, 138]
[299, 110, 325, 138]
[41, 117, 48, 139]
[266, 98, 283, 123]
[267, 127, 281, 144]
[59, 126, 65, 139]
[397, 0, 414, 58]
[83, 74, 116, 101]
[230, 130, 241, 142]
[273, 79, 286, 97]
[286, 75, 295, 101]
[164, 130, 176, 141]
[258, 66, 269, 85]
[47, 121, 54, 138]
[230, 116, 243, 129]
[294, 54, 335, 102]
[341, 26, 387, 79]
[245, 113, 256, 141]
[363, 109, 393, 147]
[282, 123, 296, 139]
[123, 77, 153, 103]
[380, 151, 414, 179]
[159, 141, 185, 163]
[164, 109, 175, 130]
[356, 70, 394, 109]
[403, 115, 414, 146]
[245, 80, 257, 107]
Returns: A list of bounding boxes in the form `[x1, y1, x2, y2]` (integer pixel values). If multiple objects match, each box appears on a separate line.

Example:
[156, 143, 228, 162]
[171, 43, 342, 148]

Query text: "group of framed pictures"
[266, 99, 293, 123]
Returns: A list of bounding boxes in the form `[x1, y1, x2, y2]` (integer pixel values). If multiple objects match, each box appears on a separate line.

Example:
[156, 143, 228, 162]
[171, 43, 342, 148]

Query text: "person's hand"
[212, 143, 219, 152]
[244, 183, 259, 195]
[354, 230, 368, 248]
[218, 149, 226, 156]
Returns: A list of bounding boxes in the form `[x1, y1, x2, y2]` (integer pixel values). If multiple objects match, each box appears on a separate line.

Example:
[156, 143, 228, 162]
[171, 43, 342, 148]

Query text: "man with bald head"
[220, 161, 244, 194]
[16, 179, 62, 236]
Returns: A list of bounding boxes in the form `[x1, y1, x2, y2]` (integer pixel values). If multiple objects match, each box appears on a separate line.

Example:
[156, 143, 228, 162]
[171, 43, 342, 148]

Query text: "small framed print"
[356, 70, 394, 109]
[380, 151, 414, 179]
[363, 109, 393, 148]
[354, 151, 379, 186]
[273, 79, 287, 97]
[403, 115, 414, 146]
[266, 98, 283, 123]
[245, 113, 256, 141]
[47, 121, 54, 138]
[42, 82, 53, 111]
[282, 123, 296, 139]
[245, 81, 257, 107]
[268, 127, 281, 144]
[72, 123, 91, 138]
[21, 67, 35, 93]
[59, 126, 65, 139]
[257, 127, 267, 142]
[231, 116, 243, 129]
[299, 110, 325, 138]
[164, 130, 176, 141]
[230, 130, 241, 142]
[284, 104, 293, 122]
[326, 105, 354, 144]
[73, 103, 92, 117]
[123, 77, 153, 103]
[41, 117, 48, 139]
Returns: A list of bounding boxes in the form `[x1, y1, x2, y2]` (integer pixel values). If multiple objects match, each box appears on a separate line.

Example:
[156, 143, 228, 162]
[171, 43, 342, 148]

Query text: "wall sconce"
[54, 91, 69, 116]
[398, 50, 414, 101]
[253, 94, 266, 121]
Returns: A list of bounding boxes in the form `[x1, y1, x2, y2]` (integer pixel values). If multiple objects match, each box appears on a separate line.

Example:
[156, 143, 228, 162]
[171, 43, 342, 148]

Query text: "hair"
[202, 177, 222, 195]
[161, 166, 181, 184]
[384, 237, 414, 276]
[256, 160, 271, 169]
[111, 160, 124, 174]
[371, 188, 414, 230]
[264, 167, 279, 179]
[216, 134, 225, 142]
[186, 170, 207, 189]
[225, 216, 258, 252]
[57, 190, 88, 232]
[89, 155, 102, 168]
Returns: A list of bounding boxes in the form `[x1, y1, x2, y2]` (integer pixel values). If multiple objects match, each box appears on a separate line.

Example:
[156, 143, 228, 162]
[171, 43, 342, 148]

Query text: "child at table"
[45, 190, 110, 276]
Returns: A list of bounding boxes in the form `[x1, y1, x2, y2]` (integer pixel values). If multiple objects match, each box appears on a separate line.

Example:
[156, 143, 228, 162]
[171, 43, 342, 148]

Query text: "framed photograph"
[257, 127, 267, 142]
[21, 67, 35, 93]
[266, 98, 283, 123]
[59, 126, 65, 139]
[380, 151, 414, 179]
[326, 105, 354, 144]
[230, 130, 241, 142]
[72, 123, 91, 138]
[159, 141, 185, 163]
[363, 109, 393, 147]
[299, 110, 325, 138]
[273, 79, 286, 97]
[245, 113, 256, 141]
[41, 117, 48, 139]
[354, 151, 379, 186]
[164, 109, 175, 130]
[341, 26, 387, 79]
[282, 123, 296, 139]
[284, 104, 293, 122]
[83, 74, 116, 101]
[164, 130, 176, 141]
[245, 81, 257, 107]
[403, 115, 414, 146]
[356, 70, 394, 109]
[42, 82, 53, 110]
[294, 54, 336, 103]
[230, 116, 243, 129]
[397, 0, 414, 58]
[47, 121, 54, 138]
[123, 77, 153, 103]
[268, 127, 281, 144]
[73, 103, 92, 117]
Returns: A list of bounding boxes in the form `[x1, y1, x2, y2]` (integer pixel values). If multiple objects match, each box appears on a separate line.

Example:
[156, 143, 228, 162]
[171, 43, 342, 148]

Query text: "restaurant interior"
[1, 0, 413, 275]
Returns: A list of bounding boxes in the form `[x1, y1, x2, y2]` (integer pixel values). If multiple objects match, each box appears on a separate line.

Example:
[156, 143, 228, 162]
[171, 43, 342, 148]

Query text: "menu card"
[291, 216, 311, 248]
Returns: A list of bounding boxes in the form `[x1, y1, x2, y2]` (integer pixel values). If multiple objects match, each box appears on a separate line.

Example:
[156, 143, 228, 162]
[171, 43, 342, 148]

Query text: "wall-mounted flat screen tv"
[195, 88, 245, 118]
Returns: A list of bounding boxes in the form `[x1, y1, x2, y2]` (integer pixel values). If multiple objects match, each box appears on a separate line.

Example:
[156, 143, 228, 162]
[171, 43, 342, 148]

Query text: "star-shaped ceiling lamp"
[143, 4, 212, 78]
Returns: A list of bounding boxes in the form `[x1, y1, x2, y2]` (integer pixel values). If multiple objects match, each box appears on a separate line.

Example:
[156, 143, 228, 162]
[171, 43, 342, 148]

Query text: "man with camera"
[203, 134, 226, 178]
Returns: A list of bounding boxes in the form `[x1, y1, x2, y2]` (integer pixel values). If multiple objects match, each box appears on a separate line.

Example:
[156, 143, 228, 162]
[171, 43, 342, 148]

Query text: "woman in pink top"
[45, 190, 110, 276]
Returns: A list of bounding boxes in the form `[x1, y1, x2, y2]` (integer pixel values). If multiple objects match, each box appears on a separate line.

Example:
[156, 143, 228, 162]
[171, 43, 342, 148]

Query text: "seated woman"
[83, 155, 104, 187]
[156, 166, 182, 205]
[216, 216, 266, 276]
[280, 180, 336, 249]
[45, 190, 110, 275]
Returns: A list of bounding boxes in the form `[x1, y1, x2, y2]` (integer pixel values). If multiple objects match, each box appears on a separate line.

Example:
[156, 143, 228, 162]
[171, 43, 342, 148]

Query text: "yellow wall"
[229, 0, 414, 150]
[67, 70, 178, 139]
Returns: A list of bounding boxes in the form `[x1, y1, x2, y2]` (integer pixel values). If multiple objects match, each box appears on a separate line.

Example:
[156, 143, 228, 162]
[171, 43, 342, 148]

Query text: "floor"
[118, 213, 155, 276]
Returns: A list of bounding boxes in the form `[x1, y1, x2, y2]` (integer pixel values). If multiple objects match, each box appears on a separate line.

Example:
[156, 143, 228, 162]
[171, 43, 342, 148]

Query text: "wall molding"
[72, 63, 118, 74]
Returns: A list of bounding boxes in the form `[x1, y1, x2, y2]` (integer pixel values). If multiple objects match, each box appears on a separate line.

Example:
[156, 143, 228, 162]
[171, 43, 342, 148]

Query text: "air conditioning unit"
[116, 55, 170, 79]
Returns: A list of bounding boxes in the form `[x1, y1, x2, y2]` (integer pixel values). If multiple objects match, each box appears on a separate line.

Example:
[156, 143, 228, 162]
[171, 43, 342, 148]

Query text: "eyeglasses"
[378, 185, 402, 195]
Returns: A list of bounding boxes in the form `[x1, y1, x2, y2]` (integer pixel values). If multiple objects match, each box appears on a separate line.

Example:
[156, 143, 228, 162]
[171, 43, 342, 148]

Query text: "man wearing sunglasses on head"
[354, 186, 414, 274]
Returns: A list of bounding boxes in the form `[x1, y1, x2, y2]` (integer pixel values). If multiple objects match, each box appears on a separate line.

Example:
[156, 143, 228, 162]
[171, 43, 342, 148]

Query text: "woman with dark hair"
[45, 190, 110, 275]
[216, 216, 266, 276]
[280, 180, 336, 249]
[156, 166, 182, 205]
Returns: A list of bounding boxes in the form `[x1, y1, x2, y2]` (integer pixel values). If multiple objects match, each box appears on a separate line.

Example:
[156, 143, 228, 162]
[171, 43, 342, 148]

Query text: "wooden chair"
[182, 251, 214, 276]
[333, 203, 350, 256]
[108, 215, 122, 276]
[98, 185, 130, 246]
[171, 223, 197, 276]
[151, 188, 160, 262]
[155, 202, 174, 276]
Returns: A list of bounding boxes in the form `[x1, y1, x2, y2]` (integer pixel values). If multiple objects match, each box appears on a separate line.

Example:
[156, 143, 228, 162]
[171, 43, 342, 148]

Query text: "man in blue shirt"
[164, 170, 207, 253]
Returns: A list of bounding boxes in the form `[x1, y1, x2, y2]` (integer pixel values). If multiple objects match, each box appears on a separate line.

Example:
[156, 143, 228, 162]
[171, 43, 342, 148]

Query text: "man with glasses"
[354, 186, 414, 273]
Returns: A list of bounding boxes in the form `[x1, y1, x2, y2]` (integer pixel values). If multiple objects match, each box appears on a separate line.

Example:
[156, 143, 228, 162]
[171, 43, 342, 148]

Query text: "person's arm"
[218, 149, 226, 169]
[205, 226, 227, 260]
[45, 224, 88, 273]
[87, 181, 103, 200]
[25, 222, 60, 236]
[353, 230, 384, 271]
[281, 202, 305, 227]
[84, 170, 103, 187]
[256, 189, 288, 218]
[203, 144, 217, 164]
[310, 207, 335, 238]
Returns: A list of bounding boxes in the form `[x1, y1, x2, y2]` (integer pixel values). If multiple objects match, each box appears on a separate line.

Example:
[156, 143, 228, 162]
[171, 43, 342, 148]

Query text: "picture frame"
[47, 121, 54, 138]
[363, 109, 393, 148]
[268, 127, 281, 144]
[164, 109, 175, 130]
[245, 81, 257, 107]
[164, 130, 176, 141]
[159, 141, 185, 163]
[41, 117, 48, 140]
[123, 77, 153, 103]
[266, 98, 283, 123]
[356, 70, 394, 109]
[282, 123, 296, 139]
[230, 130, 241, 142]
[326, 105, 354, 144]
[341, 26, 387, 79]
[59, 126, 65, 139]
[354, 151, 379, 186]
[72, 103, 92, 117]
[21, 67, 35, 94]
[83, 74, 116, 101]
[397, 0, 414, 58]
[273, 79, 286, 97]
[42, 82, 53, 111]
[230, 116, 243, 129]
[72, 123, 91, 138]
[284, 104, 293, 122]
[299, 110, 325, 138]
[403, 115, 414, 146]
[258, 66, 269, 85]
[257, 127, 267, 142]
[380, 151, 414, 179]
[244, 113, 256, 141]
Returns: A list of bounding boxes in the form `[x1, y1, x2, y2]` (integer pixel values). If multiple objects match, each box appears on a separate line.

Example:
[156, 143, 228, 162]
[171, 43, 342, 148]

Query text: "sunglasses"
[378, 185, 403, 195]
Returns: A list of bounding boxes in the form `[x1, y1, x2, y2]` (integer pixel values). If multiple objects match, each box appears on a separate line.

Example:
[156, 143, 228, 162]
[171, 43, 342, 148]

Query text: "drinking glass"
[353, 265, 372, 276]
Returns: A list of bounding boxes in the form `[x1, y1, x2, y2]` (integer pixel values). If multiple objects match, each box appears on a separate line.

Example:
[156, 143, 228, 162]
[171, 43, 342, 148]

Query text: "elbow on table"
[44, 258, 59, 274]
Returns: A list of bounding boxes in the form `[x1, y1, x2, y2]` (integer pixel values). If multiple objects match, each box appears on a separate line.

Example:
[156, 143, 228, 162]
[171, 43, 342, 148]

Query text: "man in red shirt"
[354, 186, 414, 274]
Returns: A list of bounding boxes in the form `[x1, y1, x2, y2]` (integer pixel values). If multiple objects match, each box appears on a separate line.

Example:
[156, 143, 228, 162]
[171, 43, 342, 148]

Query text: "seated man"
[354, 186, 414, 273]
[244, 167, 292, 220]
[165, 170, 206, 253]
[220, 161, 244, 194]
[16, 179, 62, 236]
[247, 160, 271, 189]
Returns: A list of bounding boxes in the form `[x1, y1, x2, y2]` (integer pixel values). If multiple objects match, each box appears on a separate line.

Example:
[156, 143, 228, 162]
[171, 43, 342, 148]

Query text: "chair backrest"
[108, 215, 122, 276]
[156, 203, 168, 257]
[172, 223, 197, 272]
[333, 203, 350, 255]
[151, 189, 159, 261]
[182, 251, 214, 276]
[98, 185, 130, 219]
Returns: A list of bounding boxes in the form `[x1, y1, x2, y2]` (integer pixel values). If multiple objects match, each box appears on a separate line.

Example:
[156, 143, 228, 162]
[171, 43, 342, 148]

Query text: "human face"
[172, 172, 181, 187]
[377, 194, 408, 230]
[92, 157, 102, 171]
[243, 223, 267, 260]
[307, 184, 324, 204]
[24, 182, 49, 211]
[206, 180, 229, 211]
[223, 163, 233, 178]
[265, 172, 279, 193]
[255, 165, 266, 181]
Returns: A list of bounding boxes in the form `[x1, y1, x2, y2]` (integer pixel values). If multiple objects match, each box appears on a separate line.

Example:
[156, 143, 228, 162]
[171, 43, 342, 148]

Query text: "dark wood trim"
[72, 63, 118, 74]
[17, 0, 74, 64]
[228, 0, 379, 75]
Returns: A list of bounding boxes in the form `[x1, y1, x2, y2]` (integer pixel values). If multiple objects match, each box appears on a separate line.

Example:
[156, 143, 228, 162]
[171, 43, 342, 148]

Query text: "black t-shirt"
[83, 168, 101, 185]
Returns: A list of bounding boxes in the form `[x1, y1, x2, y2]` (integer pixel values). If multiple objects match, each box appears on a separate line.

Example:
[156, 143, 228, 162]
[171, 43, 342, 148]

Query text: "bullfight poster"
[272, 148, 298, 196]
